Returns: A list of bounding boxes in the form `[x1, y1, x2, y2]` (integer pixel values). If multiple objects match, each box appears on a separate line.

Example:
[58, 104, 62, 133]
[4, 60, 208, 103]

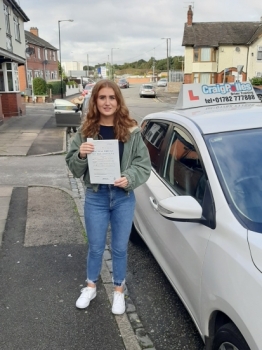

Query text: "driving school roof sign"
[175, 83, 260, 109]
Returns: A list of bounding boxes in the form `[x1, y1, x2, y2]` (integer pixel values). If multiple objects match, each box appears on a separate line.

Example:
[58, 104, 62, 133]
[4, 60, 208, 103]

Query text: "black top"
[99, 125, 124, 163]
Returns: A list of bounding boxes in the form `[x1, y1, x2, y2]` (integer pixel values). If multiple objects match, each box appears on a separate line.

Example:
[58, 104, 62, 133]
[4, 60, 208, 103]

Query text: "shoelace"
[113, 291, 124, 304]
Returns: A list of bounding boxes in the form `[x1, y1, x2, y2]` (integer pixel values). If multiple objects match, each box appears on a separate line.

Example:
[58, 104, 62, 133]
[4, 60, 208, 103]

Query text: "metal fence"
[169, 71, 184, 82]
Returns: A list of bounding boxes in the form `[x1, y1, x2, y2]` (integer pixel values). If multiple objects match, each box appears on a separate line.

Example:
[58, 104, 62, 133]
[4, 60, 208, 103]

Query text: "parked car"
[53, 99, 81, 133]
[253, 87, 262, 101]
[157, 78, 167, 87]
[131, 83, 262, 350]
[117, 78, 129, 88]
[139, 84, 156, 98]
[82, 83, 96, 97]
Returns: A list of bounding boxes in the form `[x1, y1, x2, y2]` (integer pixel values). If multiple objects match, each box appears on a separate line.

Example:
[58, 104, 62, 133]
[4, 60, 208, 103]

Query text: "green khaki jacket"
[65, 126, 151, 192]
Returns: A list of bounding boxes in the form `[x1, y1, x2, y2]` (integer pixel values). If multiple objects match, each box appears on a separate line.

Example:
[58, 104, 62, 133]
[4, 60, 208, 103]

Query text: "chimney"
[187, 5, 193, 26]
[30, 27, 39, 36]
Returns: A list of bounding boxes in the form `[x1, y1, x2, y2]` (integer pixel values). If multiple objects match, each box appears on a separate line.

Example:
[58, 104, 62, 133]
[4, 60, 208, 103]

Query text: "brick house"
[18, 27, 59, 94]
[0, 0, 29, 121]
[182, 5, 262, 84]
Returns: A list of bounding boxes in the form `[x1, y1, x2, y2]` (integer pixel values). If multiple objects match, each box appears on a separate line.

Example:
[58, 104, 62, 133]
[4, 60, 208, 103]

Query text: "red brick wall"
[1, 93, 25, 118]
[18, 66, 27, 92]
[184, 74, 192, 84]
[121, 77, 152, 84]
[217, 69, 247, 83]
[18, 44, 59, 92]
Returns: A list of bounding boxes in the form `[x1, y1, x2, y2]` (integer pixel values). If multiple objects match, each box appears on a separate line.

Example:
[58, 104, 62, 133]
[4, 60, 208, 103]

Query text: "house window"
[45, 49, 48, 60]
[4, 3, 11, 34]
[13, 15, 20, 41]
[193, 73, 215, 84]
[27, 70, 33, 87]
[52, 51, 56, 61]
[45, 70, 50, 80]
[0, 64, 4, 91]
[34, 70, 40, 77]
[193, 48, 216, 62]
[0, 63, 19, 91]
[4, 3, 12, 51]
[257, 46, 262, 61]
[54, 71, 57, 79]
[6, 62, 19, 91]
[38, 48, 41, 59]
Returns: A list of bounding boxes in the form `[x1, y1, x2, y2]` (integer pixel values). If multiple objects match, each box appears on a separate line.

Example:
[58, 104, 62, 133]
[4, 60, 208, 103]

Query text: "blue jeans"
[84, 185, 136, 286]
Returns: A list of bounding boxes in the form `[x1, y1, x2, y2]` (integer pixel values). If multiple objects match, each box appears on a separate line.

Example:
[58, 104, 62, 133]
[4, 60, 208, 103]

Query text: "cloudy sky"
[19, 0, 261, 66]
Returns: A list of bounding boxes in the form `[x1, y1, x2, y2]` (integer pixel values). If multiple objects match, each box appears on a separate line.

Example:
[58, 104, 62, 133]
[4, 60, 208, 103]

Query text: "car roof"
[53, 99, 76, 107]
[144, 103, 262, 134]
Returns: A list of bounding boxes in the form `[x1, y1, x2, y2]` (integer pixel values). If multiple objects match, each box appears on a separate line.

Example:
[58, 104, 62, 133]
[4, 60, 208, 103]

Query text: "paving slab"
[25, 187, 85, 246]
[2, 146, 30, 155]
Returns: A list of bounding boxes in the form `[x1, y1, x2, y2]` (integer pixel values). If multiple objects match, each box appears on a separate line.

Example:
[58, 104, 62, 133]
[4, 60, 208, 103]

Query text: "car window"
[143, 85, 153, 89]
[205, 128, 262, 232]
[163, 126, 207, 205]
[141, 120, 169, 174]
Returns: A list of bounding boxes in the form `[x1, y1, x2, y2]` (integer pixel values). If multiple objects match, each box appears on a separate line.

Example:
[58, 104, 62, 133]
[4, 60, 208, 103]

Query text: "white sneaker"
[112, 291, 125, 315]
[76, 286, 96, 309]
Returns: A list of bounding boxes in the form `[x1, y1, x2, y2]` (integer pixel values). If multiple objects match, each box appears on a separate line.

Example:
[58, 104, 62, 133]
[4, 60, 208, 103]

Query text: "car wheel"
[140, 94, 143, 98]
[257, 94, 262, 102]
[129, 223, 143, 245]
[213, 323, 250, 350]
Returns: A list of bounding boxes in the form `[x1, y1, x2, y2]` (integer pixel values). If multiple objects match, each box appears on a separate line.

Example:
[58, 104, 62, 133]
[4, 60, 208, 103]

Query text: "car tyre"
[213, 323, 250, 350]
[129, 223, 143, 245]
[140, 94, 143, 98]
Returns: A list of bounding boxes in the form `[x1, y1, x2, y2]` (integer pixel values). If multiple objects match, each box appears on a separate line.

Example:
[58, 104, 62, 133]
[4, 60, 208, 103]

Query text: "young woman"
[66, 80, 151, 314]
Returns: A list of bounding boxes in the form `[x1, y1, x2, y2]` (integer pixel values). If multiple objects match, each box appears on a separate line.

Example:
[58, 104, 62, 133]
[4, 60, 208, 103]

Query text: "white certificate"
[87, 138, 121, 184]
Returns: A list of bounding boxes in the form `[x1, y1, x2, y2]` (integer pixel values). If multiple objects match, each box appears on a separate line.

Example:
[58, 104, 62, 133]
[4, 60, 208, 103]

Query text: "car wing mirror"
[157, 196, 202, 221]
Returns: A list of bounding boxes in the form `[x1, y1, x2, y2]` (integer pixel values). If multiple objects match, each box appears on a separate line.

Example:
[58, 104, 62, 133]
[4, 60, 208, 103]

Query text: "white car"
[157, 78, 167, 87]
[132, 83, 262, 350]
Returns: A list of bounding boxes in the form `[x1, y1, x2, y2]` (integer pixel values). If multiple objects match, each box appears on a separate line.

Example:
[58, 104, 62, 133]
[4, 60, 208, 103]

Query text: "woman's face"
[96, 87, 118, 120]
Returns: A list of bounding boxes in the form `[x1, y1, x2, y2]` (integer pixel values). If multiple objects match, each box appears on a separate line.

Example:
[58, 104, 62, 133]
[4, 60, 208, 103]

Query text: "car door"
[136, 121, 213, 328]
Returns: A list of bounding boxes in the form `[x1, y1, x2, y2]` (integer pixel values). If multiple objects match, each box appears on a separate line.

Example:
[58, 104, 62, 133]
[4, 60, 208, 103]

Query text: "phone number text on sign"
[205, 94, 256, 104]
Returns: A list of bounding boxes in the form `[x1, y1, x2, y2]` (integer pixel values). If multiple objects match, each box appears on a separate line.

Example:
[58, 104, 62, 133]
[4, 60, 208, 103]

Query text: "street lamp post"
[58, 19, 74, 99]
[111, 48, 119, 81]
[161, 37, 171, 82]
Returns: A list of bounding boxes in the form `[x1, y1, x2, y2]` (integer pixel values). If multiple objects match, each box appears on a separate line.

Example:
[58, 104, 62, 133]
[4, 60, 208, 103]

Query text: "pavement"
[0, 103, 157, 350]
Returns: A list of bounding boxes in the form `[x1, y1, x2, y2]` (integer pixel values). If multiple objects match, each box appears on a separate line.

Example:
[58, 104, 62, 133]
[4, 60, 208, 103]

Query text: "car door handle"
[149, 196, 158, 210]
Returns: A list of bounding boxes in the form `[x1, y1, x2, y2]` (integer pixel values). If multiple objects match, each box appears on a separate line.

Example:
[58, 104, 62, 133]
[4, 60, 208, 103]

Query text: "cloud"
[20, 0, 262, 65]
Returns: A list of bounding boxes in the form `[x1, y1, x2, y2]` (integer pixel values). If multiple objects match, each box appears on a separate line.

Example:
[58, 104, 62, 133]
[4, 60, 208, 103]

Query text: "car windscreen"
[143, 85, 153, 89]
[205, 128, 262, 233]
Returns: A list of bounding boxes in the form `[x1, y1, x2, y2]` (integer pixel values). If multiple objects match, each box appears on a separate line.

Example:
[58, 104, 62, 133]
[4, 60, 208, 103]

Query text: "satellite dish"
[25, 47, 35, 56]
[235, 47, 240, 52]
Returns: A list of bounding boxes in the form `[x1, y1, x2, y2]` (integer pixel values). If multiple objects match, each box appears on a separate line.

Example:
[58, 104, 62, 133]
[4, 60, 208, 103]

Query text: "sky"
[19, 0, 261, 67]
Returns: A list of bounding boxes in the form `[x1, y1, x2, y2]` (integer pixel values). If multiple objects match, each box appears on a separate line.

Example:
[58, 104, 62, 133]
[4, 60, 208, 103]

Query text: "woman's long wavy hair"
[81, 80, 137, 142]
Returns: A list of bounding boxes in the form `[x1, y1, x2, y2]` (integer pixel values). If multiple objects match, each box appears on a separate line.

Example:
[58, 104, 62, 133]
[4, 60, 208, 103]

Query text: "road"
[121, 84, 176, 123]
[120, 85, 204, 349]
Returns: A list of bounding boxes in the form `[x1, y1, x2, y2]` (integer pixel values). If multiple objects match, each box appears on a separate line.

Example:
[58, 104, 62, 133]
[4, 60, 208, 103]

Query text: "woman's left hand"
[114, 177, 128, 188]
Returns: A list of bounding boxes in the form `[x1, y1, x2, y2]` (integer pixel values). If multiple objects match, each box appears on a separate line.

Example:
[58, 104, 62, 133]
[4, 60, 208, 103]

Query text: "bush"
[250, 77, 262, 86]
[33, 77, 47, 95]
[66, 81, 76, 87]
[47, 81, 66, 95]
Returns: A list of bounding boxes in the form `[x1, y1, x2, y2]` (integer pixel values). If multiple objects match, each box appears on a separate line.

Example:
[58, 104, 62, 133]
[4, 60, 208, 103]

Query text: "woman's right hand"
[79, 142, 94, 159]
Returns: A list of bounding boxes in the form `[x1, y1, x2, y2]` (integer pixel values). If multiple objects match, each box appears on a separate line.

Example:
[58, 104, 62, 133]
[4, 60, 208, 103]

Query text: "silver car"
[139, 84, 156, 98]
